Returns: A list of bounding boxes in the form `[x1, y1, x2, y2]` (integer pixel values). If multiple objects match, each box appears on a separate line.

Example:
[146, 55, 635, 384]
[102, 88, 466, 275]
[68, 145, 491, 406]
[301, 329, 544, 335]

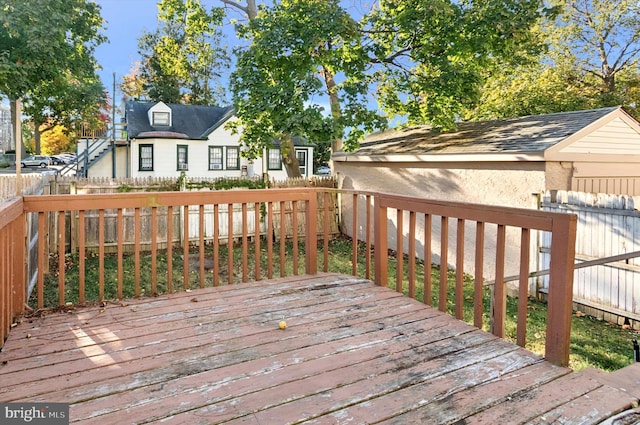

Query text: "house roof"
[125, 101, 235, 140]
[335, 106, 637, 162]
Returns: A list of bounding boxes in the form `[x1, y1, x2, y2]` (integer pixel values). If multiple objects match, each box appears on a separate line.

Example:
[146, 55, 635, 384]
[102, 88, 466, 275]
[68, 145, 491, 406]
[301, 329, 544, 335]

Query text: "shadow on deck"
[1, 273, 639, 424]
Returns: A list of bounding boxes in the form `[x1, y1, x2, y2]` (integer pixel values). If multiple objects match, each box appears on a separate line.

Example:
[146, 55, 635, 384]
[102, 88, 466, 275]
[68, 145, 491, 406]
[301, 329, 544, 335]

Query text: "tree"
[229, 0, 386, 177]
[467, 0, 640, 120]
[121, 61, 148, 101]
[137, 0, 229, 105]
[0, 0, 106, 154]
[366, 0, 550, 130]
[557, 0, 640, 98]
[23, 71, 106, 154]
[40, 124, 75, 155]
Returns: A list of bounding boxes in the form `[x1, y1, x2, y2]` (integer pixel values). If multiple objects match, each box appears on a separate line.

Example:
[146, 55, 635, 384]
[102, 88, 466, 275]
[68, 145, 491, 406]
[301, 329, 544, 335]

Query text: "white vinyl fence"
[540, 190, 640, 327]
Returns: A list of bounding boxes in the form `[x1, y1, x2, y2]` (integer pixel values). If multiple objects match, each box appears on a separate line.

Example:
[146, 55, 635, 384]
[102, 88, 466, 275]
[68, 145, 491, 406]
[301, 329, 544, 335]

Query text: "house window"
[209, 146, 223, 170]
[226, 147, 240, 170]
[139, 144, 154, 171]
[267, 148, 281, 170]
[177, 145, 188, 171]
[152, 111, 170, 126]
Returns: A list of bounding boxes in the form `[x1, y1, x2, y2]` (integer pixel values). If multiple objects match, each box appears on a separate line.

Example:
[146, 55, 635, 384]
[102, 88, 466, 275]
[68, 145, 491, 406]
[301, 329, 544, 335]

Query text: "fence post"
[545, 213, 577, 366]
[373, 196, 388, 287]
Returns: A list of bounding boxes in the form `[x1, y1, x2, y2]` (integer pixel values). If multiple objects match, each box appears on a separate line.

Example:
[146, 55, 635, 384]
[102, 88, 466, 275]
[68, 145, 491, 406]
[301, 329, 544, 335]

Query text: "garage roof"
[335, 107, 640, 163]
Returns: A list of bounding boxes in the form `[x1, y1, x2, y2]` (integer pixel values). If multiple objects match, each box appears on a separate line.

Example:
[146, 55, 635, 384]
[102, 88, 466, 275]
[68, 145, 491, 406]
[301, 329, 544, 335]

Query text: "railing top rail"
[0, 197, 23, 229]
[22, 188, 317, 212]
[330, 189, 576, 232]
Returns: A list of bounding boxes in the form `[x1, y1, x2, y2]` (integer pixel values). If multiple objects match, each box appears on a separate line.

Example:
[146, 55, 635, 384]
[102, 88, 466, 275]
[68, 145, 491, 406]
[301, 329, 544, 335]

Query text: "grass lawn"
[35, 236, 639, 372]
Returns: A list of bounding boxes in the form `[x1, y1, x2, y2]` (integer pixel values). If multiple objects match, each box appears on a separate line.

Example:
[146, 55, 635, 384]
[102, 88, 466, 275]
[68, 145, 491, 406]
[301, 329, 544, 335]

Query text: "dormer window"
[147, 102, 172, 127]
[152, 111, 170, 126]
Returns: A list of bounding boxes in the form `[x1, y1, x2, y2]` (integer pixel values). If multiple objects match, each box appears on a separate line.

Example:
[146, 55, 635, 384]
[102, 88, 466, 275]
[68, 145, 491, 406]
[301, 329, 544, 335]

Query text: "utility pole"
[112, 72, 116, 178]
[15, 99, 22, 196]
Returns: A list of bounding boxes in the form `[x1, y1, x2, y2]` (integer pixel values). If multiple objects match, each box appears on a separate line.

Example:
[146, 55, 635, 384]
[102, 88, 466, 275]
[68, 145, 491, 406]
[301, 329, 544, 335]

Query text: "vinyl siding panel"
[559, 118, 640, 155]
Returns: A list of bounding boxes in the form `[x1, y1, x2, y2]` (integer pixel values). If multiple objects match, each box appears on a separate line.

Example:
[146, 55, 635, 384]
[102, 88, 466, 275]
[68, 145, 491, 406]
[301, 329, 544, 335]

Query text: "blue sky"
[94, 0, 159, 97]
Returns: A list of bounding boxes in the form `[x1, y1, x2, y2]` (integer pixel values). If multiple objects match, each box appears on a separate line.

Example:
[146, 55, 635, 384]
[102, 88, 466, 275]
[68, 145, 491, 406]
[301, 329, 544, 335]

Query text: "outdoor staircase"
[59, 124, 124, 177]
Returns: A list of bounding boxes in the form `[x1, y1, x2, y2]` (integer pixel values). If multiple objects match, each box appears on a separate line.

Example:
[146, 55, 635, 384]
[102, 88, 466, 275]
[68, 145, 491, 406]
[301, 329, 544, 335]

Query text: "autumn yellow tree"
[40, 125, 75, 155]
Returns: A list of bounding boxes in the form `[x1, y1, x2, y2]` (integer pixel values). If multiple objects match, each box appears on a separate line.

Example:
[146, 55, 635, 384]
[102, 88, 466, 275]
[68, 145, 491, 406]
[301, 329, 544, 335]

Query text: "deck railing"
[0, 188, 577, 366]
[0, 197, 26, 348]
[368, 192, 577, 366]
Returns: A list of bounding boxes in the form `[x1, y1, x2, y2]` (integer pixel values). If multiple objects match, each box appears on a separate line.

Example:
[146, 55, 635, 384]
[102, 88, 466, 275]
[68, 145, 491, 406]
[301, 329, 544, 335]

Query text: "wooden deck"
[1, 273, 639, 424]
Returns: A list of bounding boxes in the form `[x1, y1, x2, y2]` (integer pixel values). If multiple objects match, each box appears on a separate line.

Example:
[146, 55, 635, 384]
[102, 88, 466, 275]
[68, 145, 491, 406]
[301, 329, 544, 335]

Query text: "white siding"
[87, 147, 129, 178]
[559, 117, 640, 155]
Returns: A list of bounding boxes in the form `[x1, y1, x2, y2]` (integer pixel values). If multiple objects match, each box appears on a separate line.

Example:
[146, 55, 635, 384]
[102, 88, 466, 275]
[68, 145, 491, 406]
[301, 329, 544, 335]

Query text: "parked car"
[50, 155, 70, 165]
[316, 165, 331, 176]
[20, 155, 51, 168]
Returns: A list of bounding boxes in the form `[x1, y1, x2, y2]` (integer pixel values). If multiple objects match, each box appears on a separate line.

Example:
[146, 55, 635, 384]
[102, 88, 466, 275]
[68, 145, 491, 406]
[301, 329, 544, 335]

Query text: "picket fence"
[540, 190, 640, 327]
[0, 174, 51, 201]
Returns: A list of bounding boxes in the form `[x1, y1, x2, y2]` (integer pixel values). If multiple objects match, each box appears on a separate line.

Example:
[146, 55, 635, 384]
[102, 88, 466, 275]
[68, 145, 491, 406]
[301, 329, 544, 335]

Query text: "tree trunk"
[322, 64, 343, 153]
[280, 135, 301, 178]
[33, 121, 42, 155]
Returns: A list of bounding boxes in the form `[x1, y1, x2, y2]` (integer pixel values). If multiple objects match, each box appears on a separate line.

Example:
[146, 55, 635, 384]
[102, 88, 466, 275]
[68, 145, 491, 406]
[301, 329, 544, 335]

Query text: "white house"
[78, 100, 314, 180]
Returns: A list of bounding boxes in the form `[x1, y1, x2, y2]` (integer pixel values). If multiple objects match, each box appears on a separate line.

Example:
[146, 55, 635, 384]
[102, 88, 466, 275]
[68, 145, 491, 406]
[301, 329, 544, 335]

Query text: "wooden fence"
[0, 175, 50, 201]
[541, 190, 640, 327]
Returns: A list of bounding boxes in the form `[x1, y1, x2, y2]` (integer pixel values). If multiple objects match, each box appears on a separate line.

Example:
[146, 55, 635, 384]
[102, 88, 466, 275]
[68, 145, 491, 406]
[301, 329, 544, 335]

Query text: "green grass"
[35, 236, 639, 372]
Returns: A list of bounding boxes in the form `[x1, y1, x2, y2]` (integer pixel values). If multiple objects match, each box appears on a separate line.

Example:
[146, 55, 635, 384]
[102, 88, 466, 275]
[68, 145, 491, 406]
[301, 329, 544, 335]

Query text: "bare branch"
[219, 0, 248, 16]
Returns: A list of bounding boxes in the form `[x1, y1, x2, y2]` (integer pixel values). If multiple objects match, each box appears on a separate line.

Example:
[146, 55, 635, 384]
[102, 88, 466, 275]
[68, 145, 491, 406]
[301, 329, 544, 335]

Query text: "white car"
[316, 166, 331, 176]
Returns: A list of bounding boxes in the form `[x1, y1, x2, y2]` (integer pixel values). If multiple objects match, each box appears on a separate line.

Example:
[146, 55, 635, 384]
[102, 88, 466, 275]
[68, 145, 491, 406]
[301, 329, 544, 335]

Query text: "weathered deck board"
[1, 273, 638, 424]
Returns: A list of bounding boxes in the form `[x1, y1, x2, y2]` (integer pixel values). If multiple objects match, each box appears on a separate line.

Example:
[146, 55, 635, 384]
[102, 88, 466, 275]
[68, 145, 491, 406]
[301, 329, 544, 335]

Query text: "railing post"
[545, 214, 577, 366]
[305, 192, 317, 274]
[12, 213, 25, 316]
[373, 196, 388, 287]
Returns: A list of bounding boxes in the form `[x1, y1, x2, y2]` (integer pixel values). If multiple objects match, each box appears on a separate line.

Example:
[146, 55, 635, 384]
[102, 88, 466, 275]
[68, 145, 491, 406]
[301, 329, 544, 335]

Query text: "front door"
[296, 149, 307, 177]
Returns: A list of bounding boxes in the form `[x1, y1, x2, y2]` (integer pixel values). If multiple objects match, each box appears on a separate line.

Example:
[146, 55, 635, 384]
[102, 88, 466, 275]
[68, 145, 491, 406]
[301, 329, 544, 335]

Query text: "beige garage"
[334, 106, 640, 204]
[333, 106, 640, 284]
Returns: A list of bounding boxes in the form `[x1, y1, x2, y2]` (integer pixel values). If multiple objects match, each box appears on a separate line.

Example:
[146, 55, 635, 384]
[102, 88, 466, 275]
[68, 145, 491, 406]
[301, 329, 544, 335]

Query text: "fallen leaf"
[26, 333, 31, 339]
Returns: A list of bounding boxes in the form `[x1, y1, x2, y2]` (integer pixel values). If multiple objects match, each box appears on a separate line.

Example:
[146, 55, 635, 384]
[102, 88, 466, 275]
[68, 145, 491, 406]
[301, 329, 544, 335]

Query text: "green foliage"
[0, 0, 106, 153]
[366, 0, 551, 130]
[116, 177, 266, 193]
[467, 0, 640, 120]
[185, 177, 267, 191]
[229, 0, 386, 157]
[137, 0, 229, 105]
[229, 0, 547, 164]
